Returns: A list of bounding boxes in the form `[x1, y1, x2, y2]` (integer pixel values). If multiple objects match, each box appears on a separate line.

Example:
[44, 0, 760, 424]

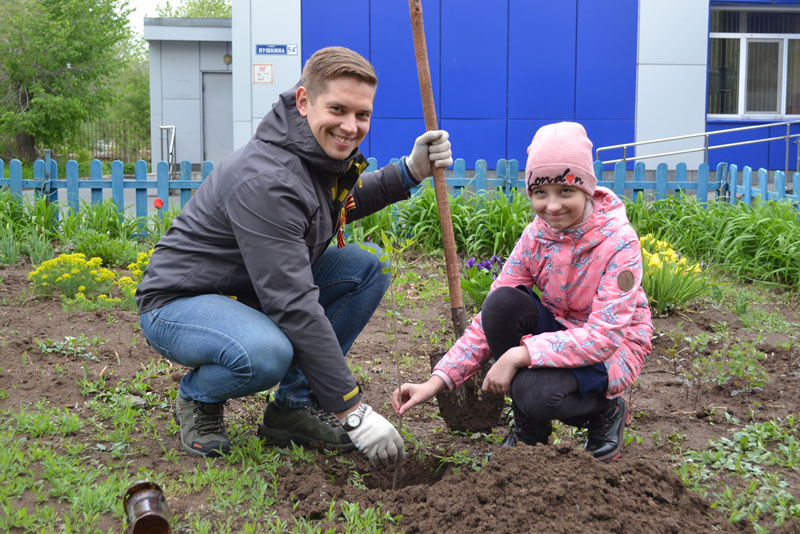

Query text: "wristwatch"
[342, 403, 369, 431]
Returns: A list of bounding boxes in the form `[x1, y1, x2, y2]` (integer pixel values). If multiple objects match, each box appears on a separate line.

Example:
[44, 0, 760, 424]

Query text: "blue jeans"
[139, 243, 389, 406]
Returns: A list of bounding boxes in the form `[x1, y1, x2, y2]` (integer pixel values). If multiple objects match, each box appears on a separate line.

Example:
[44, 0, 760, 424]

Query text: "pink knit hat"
[525, 122, 597, 197]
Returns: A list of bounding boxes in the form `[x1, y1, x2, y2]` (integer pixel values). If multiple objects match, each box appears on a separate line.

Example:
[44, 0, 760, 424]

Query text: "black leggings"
[482, 286, 607, 427]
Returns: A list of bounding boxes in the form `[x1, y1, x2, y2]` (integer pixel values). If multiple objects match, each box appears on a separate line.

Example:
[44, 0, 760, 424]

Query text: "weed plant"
[677, 414, 800, 532]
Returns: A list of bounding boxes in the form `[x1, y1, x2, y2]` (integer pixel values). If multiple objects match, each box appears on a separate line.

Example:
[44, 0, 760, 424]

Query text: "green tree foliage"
[156, 0, 231, 18]
[103, 37, 150, 159]
[0, 0, 132, 161]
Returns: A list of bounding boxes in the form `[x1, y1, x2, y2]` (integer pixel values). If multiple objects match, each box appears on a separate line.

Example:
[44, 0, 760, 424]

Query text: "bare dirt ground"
[1, 258, 799, 533]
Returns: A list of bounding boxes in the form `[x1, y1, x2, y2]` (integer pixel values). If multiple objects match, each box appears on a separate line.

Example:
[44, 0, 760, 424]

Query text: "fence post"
[775, 170, 786, 201]
[156, 161, 170, 212]
[613, 161, 626, 197]
[743, 166, 753, 206]
[729, 164, 739, 205]
[593, 160, 604, 188]
[655, 162, 668, 200]
[452, 158, 466, 197]
[632, 161, 645, 201]
[758, 168, 769, 201]
[33, 159, 45, 201]
[66, 160, 80, 215]
[675, 162, 687, 195]
[10, 160, 22, 199]
[202, 161, 214, 179]
[180, 160, 192, 208]
[697, 162, 709, 205]
[509, 159, 520, 193]
[111, 160, 125, 212]
[135, 160, 149, 220]
[473, 159, 487, 193]
[496, 159, 507, 194]
[90, 159, 104, 205]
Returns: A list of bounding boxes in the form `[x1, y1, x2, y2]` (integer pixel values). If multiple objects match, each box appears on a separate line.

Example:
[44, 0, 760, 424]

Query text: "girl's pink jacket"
[433, 186, 653, 398]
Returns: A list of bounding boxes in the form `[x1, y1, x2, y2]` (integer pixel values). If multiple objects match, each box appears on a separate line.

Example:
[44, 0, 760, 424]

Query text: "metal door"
[202, 72, 233, 165]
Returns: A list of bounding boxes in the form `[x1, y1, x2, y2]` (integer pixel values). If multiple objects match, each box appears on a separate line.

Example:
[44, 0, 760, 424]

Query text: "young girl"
[392, 122, 653, 461]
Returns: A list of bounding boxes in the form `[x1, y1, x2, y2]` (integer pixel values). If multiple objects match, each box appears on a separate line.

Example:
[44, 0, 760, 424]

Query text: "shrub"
[68, 229, 139, 268]
[28, 253, 116, 299]
[640, 234, 714, 314]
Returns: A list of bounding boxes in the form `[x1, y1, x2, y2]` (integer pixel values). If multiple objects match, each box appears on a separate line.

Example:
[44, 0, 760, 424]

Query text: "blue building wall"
[301, 0, 638, 168]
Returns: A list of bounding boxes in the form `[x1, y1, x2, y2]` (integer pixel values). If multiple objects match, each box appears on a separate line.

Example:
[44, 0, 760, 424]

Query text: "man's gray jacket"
[136, 84, 412, 413]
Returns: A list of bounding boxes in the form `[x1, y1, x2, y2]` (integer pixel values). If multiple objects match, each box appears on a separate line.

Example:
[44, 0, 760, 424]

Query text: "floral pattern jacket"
[433, 186, 653, 398]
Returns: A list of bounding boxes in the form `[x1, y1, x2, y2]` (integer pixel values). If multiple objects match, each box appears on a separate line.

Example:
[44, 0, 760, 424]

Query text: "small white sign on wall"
[253, 64, 273, 84]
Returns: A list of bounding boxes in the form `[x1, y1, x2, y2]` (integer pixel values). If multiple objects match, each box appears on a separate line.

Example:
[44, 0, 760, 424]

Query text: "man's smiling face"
[296, 76, 376, 160]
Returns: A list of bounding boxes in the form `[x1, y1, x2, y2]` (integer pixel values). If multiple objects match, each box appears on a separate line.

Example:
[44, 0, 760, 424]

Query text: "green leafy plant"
[67, 229, 140, 267]
[677, 415, 800, 531]
[36, 334, 104, 360]
[640, 234, 715, 314]
[460, 255, 503, 309]
[0, 222, 19, 265]
[694, 341, 768, 392]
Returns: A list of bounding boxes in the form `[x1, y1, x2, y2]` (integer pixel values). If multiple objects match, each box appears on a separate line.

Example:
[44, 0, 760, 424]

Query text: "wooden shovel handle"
[408, 0, 467, 336]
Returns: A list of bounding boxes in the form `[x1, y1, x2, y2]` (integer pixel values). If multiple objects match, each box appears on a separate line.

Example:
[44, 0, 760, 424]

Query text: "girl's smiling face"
[529, 184, 588, 230]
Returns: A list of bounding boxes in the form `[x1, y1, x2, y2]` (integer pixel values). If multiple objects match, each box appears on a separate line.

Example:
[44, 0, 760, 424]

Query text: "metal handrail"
[595, 120, 800, 172]
[159, 125, 177, 179]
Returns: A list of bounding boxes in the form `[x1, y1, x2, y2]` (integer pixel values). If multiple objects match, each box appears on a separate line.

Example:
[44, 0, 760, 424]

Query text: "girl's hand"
[392, 376, 446, 415]
[482, 346, 530, 394]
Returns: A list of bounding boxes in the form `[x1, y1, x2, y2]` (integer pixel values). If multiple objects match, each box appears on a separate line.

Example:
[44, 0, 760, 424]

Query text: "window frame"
[708, 7, 800, 120]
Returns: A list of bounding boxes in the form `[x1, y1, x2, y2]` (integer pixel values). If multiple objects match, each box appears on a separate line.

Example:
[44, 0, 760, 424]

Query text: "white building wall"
[145, 19, 232, 167]
[232, 0, 302, 151]
[636, 0, 710, 168]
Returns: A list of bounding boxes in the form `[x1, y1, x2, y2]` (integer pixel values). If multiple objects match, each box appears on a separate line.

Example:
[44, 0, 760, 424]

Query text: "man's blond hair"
[301, 47, 378, 101]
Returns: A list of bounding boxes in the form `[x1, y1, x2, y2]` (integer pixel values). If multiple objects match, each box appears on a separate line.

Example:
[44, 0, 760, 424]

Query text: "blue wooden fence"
[2, 154, 799, 218]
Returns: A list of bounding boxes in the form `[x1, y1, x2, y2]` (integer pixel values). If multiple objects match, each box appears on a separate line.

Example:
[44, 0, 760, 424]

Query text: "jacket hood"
[535, 186, 628, 243]
[253, 82, 366, 179]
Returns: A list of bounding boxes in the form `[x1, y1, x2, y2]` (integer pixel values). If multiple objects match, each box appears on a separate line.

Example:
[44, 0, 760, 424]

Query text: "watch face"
[346, 414, 360, 429]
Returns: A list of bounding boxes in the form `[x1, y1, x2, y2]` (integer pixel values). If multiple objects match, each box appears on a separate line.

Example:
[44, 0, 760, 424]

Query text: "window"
[708, 8, 800, 117]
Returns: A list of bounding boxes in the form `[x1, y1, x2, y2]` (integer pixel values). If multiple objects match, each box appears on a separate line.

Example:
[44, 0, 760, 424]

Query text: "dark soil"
[1, 258, 799, 533]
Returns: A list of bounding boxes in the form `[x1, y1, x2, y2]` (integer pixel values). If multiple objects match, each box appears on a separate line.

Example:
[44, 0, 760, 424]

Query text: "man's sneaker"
[174, 396, 230, 457]
[257, 402, 355, 451]
[585, 397, 631, 462]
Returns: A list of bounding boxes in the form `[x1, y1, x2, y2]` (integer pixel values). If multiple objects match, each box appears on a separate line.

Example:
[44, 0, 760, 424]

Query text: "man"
[136, 46, 452, 467]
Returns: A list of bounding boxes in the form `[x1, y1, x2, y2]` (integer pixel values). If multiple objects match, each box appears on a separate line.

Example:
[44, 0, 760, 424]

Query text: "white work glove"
[345, 405, 405, 467]
[406, 130, 453, 182]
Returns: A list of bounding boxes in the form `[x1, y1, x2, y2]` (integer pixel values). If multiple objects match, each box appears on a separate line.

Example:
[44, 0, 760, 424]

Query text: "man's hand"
[344, 405, 405, 467]
[482, 345, 530, 395]
[406, 130, 453, 181]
